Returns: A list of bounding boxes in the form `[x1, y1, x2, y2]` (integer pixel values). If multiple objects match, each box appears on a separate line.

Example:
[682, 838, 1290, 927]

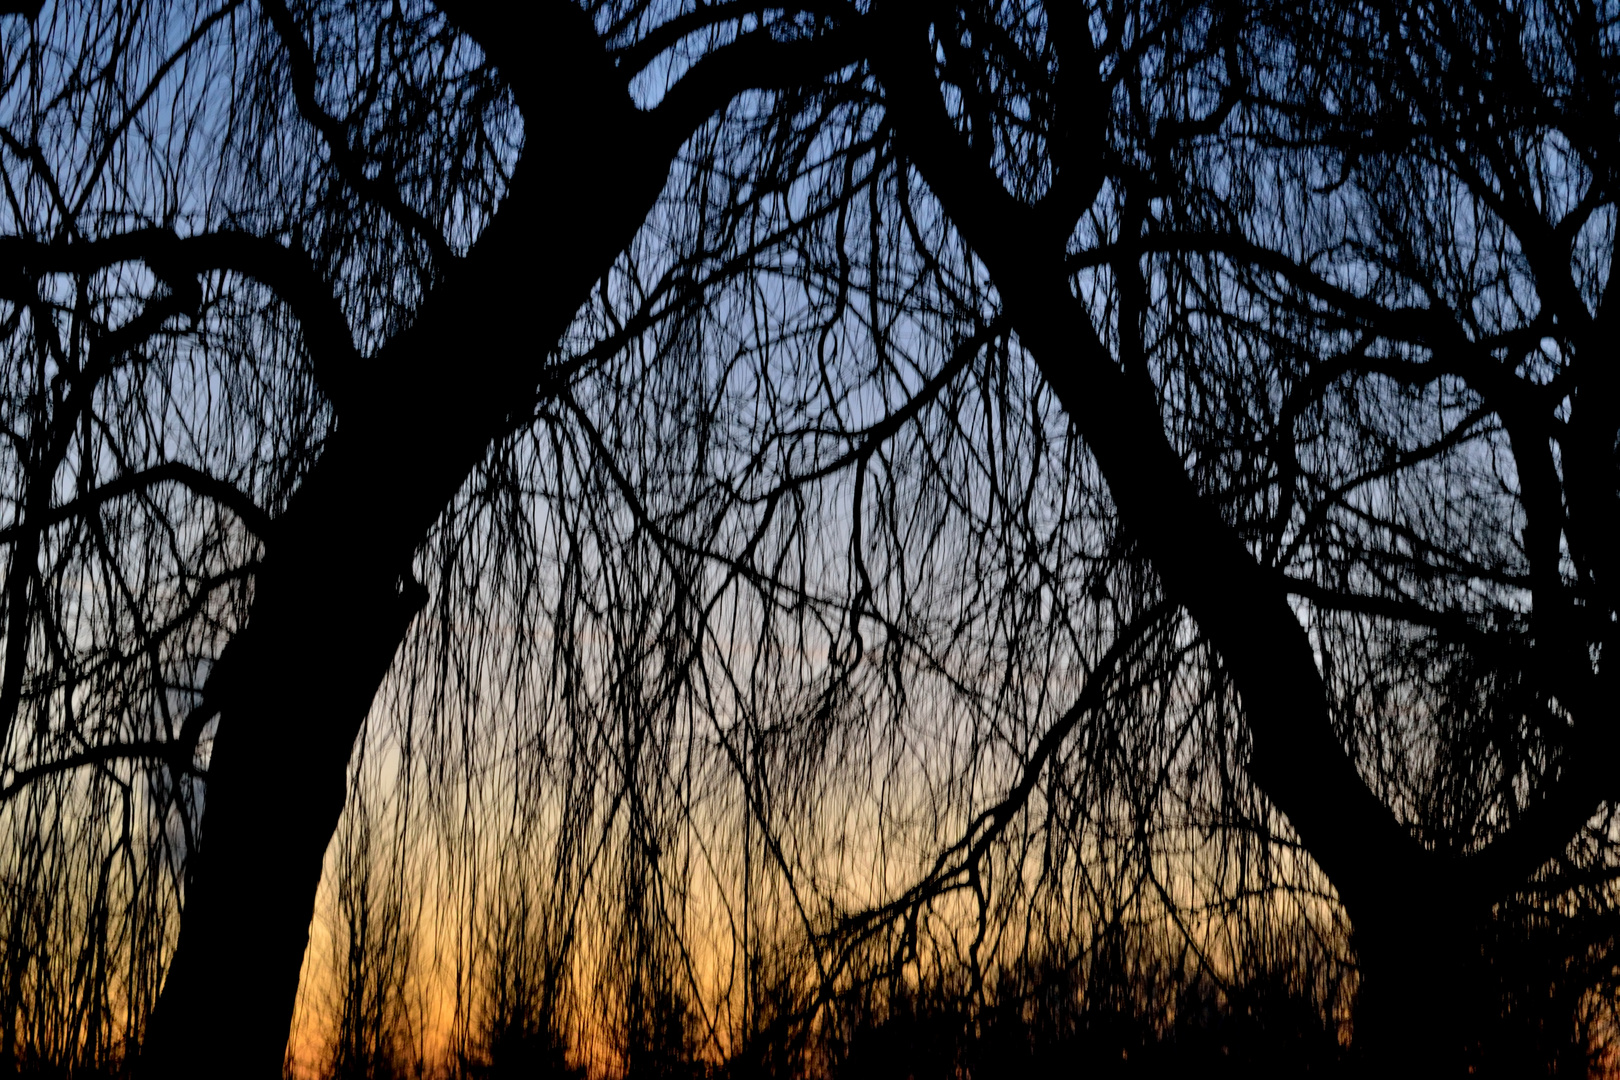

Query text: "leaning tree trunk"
[135, 0, 856, 1064]
[980, 254, 1489, 1079]
[869, 26, 1507, 1077]
[136, 10, 673, 1073]
[135, 472, 432, 1076]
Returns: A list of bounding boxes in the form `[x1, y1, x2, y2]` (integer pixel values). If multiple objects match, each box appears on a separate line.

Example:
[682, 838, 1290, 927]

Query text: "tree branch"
[0, 228, 361, 405]
[0, 741, 202, 806]
[0, 461, 271, 545]
[260, 0, 453, 266]
[645, 24, 867, 159]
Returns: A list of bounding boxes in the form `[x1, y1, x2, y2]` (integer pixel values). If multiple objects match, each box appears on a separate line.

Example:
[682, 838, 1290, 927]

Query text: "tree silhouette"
[0, 2, 857, 1075]
[863, 0, 1620, 1070]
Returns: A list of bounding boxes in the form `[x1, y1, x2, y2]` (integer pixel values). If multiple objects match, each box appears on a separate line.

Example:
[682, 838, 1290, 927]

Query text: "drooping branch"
[0, 228, 361, 403]
[0, 741, 204, 806]
[828, 599, 1178, 951]
[0, 461, 271, 545]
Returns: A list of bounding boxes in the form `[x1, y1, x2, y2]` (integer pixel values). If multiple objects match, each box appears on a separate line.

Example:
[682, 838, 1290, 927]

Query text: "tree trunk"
[870, 33, 1505, 1076]
[136, 9, 674, 1070]
[1351, 903, 1483, 1078]
[132, 0, 853, 1063]
[135, 510, 424, 1076]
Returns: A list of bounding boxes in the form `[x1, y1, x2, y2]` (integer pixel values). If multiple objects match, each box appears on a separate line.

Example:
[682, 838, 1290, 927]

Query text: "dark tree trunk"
[1351, 902, 1484, 1077]
[136, 7, 675, 1071]
[135, 512, 425, 1075]
[133, 0, 855, 1063]
[869, 26, 1506, 1076]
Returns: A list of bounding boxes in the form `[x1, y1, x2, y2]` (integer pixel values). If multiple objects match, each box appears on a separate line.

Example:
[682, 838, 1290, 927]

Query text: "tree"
[861, 0, 1620, 1070]
[0, 2, 859, 1075]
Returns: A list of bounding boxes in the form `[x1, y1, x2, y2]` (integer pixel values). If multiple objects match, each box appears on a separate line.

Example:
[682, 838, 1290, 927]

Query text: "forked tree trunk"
[133, 0, 855, 1063]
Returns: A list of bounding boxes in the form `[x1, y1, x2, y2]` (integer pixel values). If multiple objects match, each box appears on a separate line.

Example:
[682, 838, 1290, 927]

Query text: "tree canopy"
[0, 1, 1616, 1076]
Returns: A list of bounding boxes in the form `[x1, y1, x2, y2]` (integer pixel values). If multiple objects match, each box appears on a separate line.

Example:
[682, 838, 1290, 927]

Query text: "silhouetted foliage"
[0, 0, 1616, 1077]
